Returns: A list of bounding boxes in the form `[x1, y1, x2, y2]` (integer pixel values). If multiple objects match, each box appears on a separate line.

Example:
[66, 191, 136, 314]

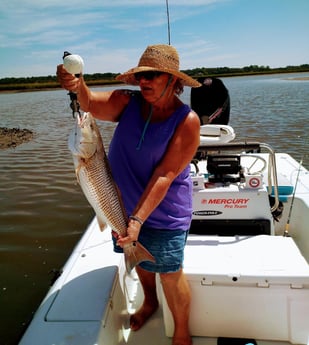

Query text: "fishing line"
[136, 105, 153, 150]
[283, 155, 304, 237]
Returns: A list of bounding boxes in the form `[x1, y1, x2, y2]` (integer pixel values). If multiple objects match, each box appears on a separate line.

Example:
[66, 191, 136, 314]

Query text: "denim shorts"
[112, 227, 189, 273]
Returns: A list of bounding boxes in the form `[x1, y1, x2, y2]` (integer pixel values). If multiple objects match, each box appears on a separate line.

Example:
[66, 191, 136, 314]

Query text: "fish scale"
[78, 148, 128, 234]
[68, 112, 155, 273]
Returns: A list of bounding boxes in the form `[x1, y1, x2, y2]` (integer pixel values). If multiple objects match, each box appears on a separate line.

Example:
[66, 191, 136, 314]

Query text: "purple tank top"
[108, 92, 192, 230]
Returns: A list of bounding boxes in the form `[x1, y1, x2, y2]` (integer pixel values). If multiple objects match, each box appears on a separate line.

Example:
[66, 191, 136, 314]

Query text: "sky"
[0, 0, 308, 78]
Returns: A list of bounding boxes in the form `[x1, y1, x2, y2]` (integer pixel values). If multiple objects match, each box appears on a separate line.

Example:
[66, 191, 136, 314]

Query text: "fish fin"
[123, 241, 155, 274]
[114, 185, 129, 225]
[75, 169, 81, 184]
[75, 159, 86, 185]
[97, 217, 107, 232]
[114, 183, 122, 201]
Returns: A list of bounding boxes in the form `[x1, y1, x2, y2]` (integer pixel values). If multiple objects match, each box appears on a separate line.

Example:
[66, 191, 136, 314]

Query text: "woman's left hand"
[116, 219, 141, 247]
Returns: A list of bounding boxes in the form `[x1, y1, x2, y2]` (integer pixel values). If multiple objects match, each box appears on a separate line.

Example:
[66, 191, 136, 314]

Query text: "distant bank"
[0, 65, 308, 93]
[0, 79, 120, 94]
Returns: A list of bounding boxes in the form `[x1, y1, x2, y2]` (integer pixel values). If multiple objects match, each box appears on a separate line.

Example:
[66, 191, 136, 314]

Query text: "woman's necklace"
[136, 104, 153, 151]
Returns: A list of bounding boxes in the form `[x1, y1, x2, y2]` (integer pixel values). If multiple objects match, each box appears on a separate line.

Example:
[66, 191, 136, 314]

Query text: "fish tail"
[124, 241, 155, 274]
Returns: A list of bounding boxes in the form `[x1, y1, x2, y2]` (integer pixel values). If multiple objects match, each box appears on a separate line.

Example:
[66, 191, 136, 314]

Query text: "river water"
[0, 73, 308, 344]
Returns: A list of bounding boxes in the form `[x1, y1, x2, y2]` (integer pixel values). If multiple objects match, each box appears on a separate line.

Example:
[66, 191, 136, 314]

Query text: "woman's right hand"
[56, 64, 81, 92]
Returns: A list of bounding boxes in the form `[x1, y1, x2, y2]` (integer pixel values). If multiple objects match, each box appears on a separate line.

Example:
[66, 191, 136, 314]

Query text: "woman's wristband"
[129, 215, 144, 226]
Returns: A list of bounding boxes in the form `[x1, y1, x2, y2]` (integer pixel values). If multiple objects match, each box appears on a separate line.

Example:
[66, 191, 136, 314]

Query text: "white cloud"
[0, 0, 308, 78]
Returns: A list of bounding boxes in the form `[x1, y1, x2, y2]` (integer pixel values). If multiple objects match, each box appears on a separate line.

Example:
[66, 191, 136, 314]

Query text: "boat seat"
[46, 246, 118, 322]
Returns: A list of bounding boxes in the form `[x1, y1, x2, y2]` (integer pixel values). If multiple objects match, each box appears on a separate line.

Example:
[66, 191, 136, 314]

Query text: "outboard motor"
[191, 77, 230, 125]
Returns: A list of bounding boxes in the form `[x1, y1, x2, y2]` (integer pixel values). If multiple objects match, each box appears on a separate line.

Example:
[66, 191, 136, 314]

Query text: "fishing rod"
[62, 51, 84, 118]
[166, 0, 171, 45]
[283, 156, 304, 237]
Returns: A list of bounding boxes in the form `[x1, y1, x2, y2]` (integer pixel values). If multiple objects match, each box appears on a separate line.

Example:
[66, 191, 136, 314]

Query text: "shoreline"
[0, 87, 63, 94]
[284, 76, 309, 81]
[1, 74, 308, 94]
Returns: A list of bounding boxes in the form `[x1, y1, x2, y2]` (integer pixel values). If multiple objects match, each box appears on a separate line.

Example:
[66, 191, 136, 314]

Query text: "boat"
[18, 122, 309, 345]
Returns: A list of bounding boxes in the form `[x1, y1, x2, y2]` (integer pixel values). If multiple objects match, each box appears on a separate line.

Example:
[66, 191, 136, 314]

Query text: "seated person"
[191, 77, 230, 125]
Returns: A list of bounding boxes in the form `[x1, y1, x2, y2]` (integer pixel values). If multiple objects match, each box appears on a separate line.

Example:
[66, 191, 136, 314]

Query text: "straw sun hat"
[116, 44, 201, 88]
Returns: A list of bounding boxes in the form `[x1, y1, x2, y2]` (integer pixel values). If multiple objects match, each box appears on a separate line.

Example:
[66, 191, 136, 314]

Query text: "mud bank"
[0, 127, 34, 149]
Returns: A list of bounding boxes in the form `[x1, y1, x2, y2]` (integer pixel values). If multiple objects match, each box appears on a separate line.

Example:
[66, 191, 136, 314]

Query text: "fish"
[68, 112, 155, 273]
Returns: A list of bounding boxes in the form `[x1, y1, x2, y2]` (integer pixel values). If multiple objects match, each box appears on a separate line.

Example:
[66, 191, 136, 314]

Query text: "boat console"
[189, 138, 280, 237]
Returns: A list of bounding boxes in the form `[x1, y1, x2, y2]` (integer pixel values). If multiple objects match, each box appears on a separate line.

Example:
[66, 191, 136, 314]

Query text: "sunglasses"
[134, 71, 164, 82]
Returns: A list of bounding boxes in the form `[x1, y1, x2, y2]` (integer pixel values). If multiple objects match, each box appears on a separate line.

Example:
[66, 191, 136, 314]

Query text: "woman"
[57, 44, 201, 345]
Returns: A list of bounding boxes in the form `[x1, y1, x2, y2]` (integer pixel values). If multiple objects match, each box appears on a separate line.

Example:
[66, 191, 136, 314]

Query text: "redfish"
[68, 112, 155, 273]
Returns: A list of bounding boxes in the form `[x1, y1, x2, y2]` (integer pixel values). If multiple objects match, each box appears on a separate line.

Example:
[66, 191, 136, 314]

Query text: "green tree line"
[182, 64, 309, 77]
[1, 64, 308, 91]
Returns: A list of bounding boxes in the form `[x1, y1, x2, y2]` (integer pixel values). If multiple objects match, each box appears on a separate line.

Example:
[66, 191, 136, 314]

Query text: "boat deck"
[18, 152, 309, 345]
[19, 217, 309, 345]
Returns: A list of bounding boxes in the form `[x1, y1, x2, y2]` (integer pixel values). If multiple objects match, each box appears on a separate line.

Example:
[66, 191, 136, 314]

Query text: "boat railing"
[259, 143, 280, 213]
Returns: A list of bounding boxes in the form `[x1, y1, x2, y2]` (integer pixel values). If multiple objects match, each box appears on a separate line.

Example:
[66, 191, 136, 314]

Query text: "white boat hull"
[19, 151, 309, 345]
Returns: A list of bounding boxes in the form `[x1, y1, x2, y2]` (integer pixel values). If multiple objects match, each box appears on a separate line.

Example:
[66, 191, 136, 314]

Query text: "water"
[0, 73, 308, 344]
[224, 73, 309, 158]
